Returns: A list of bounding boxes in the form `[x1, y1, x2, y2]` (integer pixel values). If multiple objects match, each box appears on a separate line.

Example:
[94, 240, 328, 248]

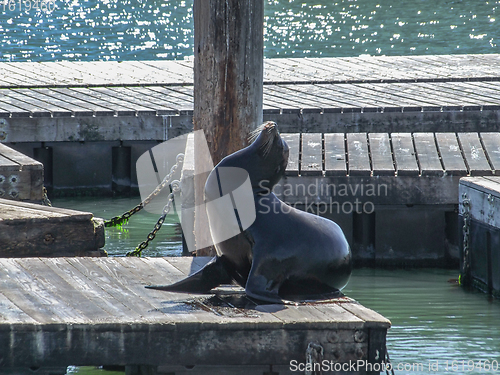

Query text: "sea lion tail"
[145, 256, 233, 293]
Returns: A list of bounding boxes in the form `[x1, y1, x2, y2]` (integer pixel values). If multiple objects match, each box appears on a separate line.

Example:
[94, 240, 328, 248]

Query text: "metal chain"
[385, 345, 395, 375]
[41, 186, 52, 207]
[460, 193, 471, 286]
[305, 342, 324, 375]
[126, 180, 181, 257]
[105, 153, 184, 227]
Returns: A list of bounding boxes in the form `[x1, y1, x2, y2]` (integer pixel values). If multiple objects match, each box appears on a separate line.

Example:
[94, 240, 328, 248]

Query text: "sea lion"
[146, 122, 352, 303]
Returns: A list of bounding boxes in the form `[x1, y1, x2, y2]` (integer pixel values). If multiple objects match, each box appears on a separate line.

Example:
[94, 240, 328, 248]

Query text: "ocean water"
[1, 0, 498, 62]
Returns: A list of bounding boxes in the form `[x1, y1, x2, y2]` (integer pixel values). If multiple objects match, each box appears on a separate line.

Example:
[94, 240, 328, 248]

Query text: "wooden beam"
[193, 0, 264, 164]
[192, 0, 264, 255]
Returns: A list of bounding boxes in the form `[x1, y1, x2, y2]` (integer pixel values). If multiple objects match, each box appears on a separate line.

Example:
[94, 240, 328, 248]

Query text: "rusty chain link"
[126, 180, 181, 257]
[104, 153, 184, 228]
[460, 193, 471, 286]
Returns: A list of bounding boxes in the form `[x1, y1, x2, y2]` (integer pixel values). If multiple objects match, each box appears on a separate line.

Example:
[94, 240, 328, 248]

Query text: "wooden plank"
[13, 258, 110, 320]
[47, 88, 117, 115]
[0, 98, 31, 116]
[0, 63, 57, 86]
[300, 133, 323, 176]
[0, 143, 40, 170]
[0, 258, 87, 324]
[278, 84, 359, 109]
[87, 88, 158, 115]
[0, 90, 54, 117]
[0, 198, 104, 256]
[324, 133, 347, 176]
[368, 133, 394, 176]
[113, 87, 179, 114]
[0, 289, 38, 324]
[66, 258, 168, 321]
[460, 82, 500, 105]
[268, 85, 324, 109]
[263, 87, 304, 110]
[391, 133, 419, 176]
[19, 88, 96, 116]
[0, 256, 390, 369]
[10, 89, 82, 116]
[435, 133, 468, 176]
[480, 133, 500, 174]
[42, 258, 145, 322]
[281, 133, 300, 176]
[340, 303, 391, 329]
[145, 86, 194, 112]
[413, 133, 444, 176]
[69, 88, 137, 116]
[458, 133, 492, 176]
[346, 133, 371, 176]
[352, 83, 430, 108]
[315, 84, 381, 109]
[430, 82, 500, 107]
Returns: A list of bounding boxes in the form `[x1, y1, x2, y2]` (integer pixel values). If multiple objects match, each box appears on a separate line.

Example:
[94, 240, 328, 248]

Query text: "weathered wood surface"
[0, 257, 390, 372]
[0, 143, 43, 201]
[192, 0, 264, 256]
[0, 55, 499, 144]
[180, 131, 499, 206]
[1, 54, 498, 88]
[1, 81, 499, 120]
[193, 0, 263, 165]
[283, 132, 498, 179]
[459, 176, 500, 227]
[0, 198, 105, 257]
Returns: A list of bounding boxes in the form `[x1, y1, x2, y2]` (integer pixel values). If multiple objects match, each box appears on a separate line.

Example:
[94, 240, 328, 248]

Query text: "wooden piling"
[192, 0, 264, 255]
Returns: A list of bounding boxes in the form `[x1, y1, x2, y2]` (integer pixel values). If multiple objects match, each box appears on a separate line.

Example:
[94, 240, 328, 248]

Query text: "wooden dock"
[0, 143, 43, 202]
[1, 54, 499, 196]
[0, 257, 390, 375]
[459, 177, 500, 297]
[178, 130, 499, 266]
[0, 54, 499, 143]
[0, 198, 105, 257]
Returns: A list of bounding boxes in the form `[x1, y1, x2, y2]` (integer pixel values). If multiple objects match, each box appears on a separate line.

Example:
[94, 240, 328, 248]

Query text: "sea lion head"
[248, 121, 289, 193]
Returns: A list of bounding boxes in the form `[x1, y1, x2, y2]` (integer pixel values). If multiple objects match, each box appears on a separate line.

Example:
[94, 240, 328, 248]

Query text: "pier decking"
[0, 257, 390, 375]
[0, 143, 43, 202]
[1, 54, 499, 196]
[0, 198, 105, 257]
[0, 54, 499, 144]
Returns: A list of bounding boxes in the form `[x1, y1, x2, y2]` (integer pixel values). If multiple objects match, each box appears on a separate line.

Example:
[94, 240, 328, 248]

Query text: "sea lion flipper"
[245, 266, 283, 304]
[145, 256, 232, 293]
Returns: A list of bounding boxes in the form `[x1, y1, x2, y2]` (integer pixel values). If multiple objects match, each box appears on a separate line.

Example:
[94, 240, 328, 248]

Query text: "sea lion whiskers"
[249, 122, 277, 157]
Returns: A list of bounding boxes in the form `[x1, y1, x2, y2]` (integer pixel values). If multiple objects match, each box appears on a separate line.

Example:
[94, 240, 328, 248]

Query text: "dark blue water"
[1, 0, 498, 62]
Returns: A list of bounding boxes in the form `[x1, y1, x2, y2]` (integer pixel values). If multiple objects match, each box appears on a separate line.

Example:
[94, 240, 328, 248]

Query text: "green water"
[54, 196, 183, 257]
[1, 0, 499, 61]
[52, 197, 500, 375]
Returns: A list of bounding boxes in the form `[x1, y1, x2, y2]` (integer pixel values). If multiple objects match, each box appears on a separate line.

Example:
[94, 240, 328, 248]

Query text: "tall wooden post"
[193, 0, 264, 255]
